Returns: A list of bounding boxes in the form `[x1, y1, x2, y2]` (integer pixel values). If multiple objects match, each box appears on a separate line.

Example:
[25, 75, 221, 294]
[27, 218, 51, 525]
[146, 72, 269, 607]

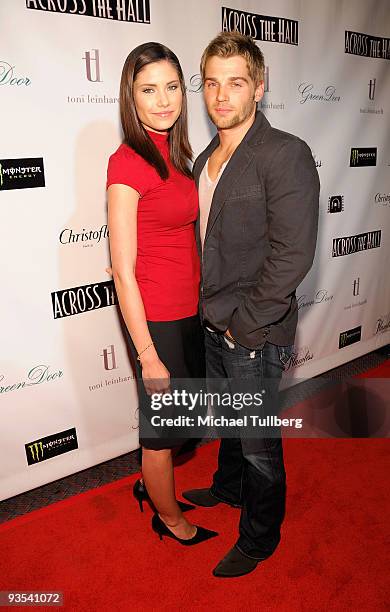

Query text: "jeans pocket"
[277, 345, 294, 368]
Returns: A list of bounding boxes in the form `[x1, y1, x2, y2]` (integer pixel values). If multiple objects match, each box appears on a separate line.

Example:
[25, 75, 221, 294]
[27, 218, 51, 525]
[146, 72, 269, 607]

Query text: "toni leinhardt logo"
[298, 83, 340, 104]
[369, 78, 376, 100]
[284, 346, 314, 370]
[332, 230, 381, 257]
[0, 60, 31, 87]
[51, 280, 117, 319]
[25, 427, 78, 466]
[345, 30, 390, 60]
[67, 50, 118, 105]
[102, 344, 117, 371]
[222, 7, 298, 45]
[350, 148, 377, 167]
[84, 49, 102, 82]
[361, 79, 383, 116]
[328, 195, 344, 213]
[375, 312, 390, 335]
[339, 326, 362, 349]
[261, 67, 285, 111]
[26, 0, 150, 23]
[353, 278, 360, 297]
[0, 158, 45, 191]
[374, 193, 390, 207]
[59, 224, 108, 247]
[297, 289, 334, 310]
[88, 345, 134, 392]
[0, 365, 63, 395]
[345, 278, 367, 311]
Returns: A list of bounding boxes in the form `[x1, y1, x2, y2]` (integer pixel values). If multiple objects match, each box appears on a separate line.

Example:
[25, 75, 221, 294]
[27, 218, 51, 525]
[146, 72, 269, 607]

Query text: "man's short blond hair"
[200, 31, 265, 85]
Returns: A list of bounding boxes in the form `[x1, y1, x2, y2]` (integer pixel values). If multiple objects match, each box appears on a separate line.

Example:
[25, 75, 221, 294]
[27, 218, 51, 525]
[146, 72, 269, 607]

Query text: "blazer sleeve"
[228, 138, 320, 346]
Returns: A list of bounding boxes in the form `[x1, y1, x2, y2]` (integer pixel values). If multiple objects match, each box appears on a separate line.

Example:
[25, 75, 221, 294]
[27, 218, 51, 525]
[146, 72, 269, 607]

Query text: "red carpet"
[1, 362, 389, 611]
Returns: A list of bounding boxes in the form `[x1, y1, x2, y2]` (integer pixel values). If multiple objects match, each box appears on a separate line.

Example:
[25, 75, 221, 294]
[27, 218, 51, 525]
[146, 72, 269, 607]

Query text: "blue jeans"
[205, 328, 292, 559]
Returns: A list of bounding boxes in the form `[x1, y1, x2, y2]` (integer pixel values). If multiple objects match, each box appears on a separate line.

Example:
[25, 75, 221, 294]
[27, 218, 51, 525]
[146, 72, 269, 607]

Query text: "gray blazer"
[193, 111, 320, 350]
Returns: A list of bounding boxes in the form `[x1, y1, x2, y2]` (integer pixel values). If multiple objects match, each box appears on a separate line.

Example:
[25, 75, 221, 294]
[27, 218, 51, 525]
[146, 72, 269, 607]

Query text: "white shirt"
[198, 158, 229, 251]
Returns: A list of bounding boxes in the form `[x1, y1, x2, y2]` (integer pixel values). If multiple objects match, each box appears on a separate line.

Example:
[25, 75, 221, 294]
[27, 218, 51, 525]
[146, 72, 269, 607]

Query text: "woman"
[106, 42, 217, 546]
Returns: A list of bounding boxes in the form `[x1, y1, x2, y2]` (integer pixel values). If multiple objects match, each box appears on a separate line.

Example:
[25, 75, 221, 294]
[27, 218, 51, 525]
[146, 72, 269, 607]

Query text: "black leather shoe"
[152, 514, 218, 546]
[212, 546, 259, 578]
[182, 487, 241, 508]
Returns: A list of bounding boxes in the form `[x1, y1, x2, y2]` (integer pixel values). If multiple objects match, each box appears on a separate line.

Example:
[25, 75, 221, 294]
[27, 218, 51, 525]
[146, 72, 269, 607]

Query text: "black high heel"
[152, 514, 218, 546]
[133, 479, 195, 513]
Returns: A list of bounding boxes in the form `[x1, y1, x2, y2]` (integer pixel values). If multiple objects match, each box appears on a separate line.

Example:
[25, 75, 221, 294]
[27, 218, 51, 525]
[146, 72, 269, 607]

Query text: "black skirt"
[127, 314, 205, 450]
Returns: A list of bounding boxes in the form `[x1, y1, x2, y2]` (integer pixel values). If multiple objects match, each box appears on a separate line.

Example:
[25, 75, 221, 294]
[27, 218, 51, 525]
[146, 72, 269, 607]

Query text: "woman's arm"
[107, 183, 170, 394]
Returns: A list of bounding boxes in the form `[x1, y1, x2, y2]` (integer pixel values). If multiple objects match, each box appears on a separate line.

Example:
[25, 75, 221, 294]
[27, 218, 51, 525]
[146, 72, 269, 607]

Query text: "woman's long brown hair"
[120, 42, 192, 179]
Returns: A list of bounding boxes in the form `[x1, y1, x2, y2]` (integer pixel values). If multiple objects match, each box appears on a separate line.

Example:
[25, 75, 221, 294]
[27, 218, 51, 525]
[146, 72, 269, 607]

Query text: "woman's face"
[133, 60, 183, 133]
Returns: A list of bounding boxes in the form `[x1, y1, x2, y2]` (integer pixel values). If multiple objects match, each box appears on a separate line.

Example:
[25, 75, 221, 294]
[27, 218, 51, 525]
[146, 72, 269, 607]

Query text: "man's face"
[203, 55, 264, 130]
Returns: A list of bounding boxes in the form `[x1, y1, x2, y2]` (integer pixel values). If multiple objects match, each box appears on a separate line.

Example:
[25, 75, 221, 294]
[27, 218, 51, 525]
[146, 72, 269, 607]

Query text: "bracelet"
[137, 341, 154, 361]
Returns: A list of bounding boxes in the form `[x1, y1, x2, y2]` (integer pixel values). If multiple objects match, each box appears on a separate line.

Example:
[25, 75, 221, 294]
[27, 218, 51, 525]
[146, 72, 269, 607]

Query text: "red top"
[106, 130, 200, 321]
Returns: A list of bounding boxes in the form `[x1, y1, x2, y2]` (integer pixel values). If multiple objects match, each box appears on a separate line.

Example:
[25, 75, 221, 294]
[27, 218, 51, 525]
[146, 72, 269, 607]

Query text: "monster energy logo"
[0, 157, 45, 190]
[339, 326, 362, 348]
[27, 441, 44, 462]
[25, 427, 78, 465]
[351, 149, 359, 165]
[350, 147, 377, 167]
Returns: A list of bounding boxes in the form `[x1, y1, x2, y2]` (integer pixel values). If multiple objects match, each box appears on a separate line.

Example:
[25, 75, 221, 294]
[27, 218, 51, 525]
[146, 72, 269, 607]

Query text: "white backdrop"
[1, 0, 389, 500]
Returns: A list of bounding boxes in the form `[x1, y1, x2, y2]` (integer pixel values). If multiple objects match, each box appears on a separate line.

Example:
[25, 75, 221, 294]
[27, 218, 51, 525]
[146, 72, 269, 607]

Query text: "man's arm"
[228, 138, 320, 347]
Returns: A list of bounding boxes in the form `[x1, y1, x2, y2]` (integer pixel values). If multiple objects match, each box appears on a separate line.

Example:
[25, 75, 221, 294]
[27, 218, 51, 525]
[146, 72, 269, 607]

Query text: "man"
[182, 31, 319, 577]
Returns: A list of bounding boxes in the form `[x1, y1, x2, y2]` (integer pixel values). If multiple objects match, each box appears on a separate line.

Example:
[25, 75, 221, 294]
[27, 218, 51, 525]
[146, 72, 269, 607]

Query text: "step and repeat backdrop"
[1, 0, 389, 500]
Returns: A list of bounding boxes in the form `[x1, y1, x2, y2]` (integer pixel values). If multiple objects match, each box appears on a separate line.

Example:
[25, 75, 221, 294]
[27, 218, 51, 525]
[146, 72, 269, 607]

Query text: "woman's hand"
[140, 349, 170, 395]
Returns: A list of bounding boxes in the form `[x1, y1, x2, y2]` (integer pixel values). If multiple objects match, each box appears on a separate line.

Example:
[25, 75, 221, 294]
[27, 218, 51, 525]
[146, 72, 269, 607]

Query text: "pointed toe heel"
[151, 514, 218, 546]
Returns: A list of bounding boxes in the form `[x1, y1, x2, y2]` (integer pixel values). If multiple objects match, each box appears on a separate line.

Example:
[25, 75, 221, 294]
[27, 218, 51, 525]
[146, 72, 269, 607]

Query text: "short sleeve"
[106, 144, 150, 196]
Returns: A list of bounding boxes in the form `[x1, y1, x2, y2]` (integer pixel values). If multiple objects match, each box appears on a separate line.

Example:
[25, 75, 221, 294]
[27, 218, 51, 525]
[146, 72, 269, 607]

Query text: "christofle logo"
[83, 49, 102, 82]
[339, 326, 362, 349]
[51, 280, 117, 319]
[59, 225, 108, 247]
[25, 428, 78, 466]
[328, 195, 344, 213]
[26, 0, 151, 23]
[0, 60, 31, 87]
[0, 158, 45, 191]
[332, 230, 381, 257]
[350, 148, 377, 167]
[222, 7, 298, 45]
[101, 345, 117, 371]
[298, 83, 340, 104]
[368, 78, 376, 100]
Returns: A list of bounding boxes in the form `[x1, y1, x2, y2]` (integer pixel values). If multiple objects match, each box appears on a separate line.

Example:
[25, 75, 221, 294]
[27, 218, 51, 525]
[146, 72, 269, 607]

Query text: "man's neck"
[217, 110, 256, 154]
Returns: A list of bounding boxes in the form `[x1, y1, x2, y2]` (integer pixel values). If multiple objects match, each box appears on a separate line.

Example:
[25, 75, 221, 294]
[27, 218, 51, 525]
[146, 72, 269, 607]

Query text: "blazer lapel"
[204, 145, 253, 244]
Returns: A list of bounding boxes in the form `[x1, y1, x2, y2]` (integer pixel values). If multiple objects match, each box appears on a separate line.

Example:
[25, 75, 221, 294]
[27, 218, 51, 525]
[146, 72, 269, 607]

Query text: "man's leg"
[214, 340, 290, 574]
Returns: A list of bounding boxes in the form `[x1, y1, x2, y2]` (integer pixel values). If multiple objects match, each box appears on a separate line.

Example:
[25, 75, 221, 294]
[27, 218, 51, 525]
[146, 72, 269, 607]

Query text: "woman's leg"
[142, 447, 196, 539]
